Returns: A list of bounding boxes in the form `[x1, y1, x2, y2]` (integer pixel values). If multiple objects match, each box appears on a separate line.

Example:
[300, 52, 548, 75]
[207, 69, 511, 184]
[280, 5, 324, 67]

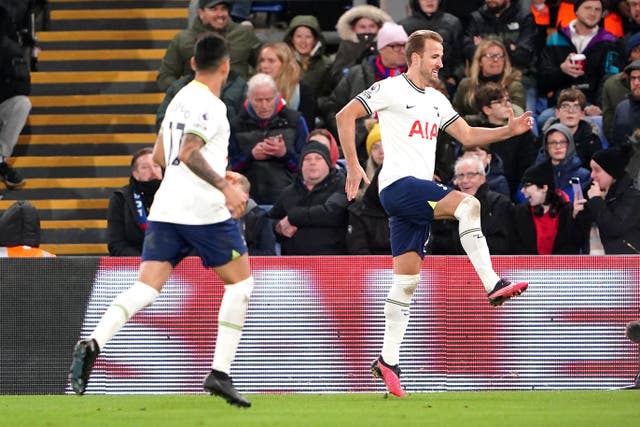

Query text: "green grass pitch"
[2, 391, 639, 427]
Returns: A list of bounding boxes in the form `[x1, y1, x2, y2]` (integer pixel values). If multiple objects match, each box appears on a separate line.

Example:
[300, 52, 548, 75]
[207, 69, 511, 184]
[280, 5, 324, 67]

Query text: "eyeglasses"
[629, 1, 640, 9]
[482, 53, 505, 60]
[547, 139, 569, 147]
[454, 172, 482, 180]
[490, 97, 511, 106]
[387, 44, 406, 51]
[558, 103, 582, 112]
[629, 75, 640, 81]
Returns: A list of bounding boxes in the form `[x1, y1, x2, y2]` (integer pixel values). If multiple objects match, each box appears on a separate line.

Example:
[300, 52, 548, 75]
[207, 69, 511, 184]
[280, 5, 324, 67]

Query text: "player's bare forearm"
[336, 99, 367, 168]
[179, 134, 227, 191]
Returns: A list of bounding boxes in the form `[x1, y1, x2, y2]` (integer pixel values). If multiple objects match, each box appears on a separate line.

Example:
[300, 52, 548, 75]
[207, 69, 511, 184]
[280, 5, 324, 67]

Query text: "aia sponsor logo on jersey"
[408, 120, 438, 140]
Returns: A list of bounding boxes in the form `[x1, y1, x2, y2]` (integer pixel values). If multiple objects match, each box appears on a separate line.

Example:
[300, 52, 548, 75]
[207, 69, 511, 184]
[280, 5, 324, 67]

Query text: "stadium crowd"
[2, 0, 640, 257]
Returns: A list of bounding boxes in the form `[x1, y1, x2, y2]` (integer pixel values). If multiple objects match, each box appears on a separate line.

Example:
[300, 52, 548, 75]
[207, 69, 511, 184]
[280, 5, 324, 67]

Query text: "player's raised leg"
[203, 253, 253, 408]
[434, 191, 528, 306]
[68, 260, 171, 395]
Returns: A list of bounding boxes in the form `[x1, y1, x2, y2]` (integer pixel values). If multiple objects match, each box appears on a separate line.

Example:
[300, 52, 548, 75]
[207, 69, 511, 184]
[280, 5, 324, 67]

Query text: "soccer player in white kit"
[336, 30, 532, 397]
[69, 34, 253, 407]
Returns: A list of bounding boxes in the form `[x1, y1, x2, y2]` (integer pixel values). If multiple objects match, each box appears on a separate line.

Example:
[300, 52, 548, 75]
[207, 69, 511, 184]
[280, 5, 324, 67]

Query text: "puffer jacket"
[156, 16, 261, 91]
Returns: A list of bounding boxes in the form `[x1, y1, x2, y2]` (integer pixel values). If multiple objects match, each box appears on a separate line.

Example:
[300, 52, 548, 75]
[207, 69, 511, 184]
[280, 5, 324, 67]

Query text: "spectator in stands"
[306, 128, 340, 170]
[0, 6, 29, 190]
[463, 0, 538, 71]
[107, 147, 163, 256]
[230, 171, 276, 256]
[257, 42, 315, 130]
[269, 141, 349, 255]
[428, 155, 514, 255]
[513, 160, 579, 254]
[283, 15, 333, 98]
[440, 0, 485, 26]
[399, 0, 465, 93]
[621, 0, 640, 34]
[460, 145, 511, 197]
[625, 128, 640, 189]
[320, 22, 408, 165]
[346, 168, 390, 255]
[453, 39, 526, 118]
[356, 120, 384, 200]
[612, 59, 640, 145]
[157, 0, 261, 91]
[541, 87, 604, 169]
[602, 32, 640, 142]
[538, 0, 623, 110]
[531, 123, 592, 201]
[228, 73, 308, 205]
[573, 144, 640, 253]
[155, 69, 246, 130]
[471, 82, 537, 198]
[0, 200, 55, 257]
[330, 4, 393, 87]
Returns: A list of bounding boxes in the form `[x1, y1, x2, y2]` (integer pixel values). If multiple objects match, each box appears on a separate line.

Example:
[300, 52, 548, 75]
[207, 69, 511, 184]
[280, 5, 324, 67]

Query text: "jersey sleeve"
[183, 100, 219, 143]
[435, 90, 459, 132]
[355, 79, 394, 116]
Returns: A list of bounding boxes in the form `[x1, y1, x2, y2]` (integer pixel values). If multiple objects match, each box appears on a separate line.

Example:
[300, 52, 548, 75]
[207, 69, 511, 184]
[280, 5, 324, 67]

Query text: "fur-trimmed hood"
[336, 5, 393, 43]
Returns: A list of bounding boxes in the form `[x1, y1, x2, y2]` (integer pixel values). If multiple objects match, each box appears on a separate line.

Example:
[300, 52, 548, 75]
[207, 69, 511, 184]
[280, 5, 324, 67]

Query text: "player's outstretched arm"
[336, 99, 370, 201]
[446, 109, 534, 147]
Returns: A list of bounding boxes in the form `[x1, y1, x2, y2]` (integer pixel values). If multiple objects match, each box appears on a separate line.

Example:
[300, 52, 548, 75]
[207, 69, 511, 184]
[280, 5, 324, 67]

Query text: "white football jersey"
[149, 80, 231, 224]
[356, 74, 459, 191]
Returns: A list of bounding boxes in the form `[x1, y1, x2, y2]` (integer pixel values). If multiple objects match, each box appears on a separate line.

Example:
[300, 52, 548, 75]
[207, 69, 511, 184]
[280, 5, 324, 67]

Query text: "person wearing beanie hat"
[307, 128, 340, 169]
[376, 22, 409, 51]
[269, 142, 349, 255]
[337, 29, 533, 396]
[573, 0, 603, 13]
[356, 121, 384, 200]
[573, 144, 640, 253]
[514, 159, 579, 254]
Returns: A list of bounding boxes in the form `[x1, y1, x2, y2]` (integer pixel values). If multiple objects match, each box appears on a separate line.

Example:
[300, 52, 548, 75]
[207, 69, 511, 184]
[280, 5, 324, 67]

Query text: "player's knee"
[112, 281, 159, 320]
[226, 276, 254, 303]
[454, 196, 480, 222]
[393, 274, 420, 296]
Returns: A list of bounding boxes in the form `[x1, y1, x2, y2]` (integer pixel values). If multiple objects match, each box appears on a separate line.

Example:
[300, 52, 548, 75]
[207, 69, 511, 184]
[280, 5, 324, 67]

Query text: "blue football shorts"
[379, 176, 454, 259]
[141, 219, 247, 268]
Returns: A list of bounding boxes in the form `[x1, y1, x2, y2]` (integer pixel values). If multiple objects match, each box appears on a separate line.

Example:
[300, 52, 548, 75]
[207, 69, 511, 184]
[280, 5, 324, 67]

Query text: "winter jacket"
[237, 199, 277, 256]
[399, 1, 464, 81]
[156, 17, 261, 91]
[541, 117, 603, 169]
[512, 198, 578, 254]
[269, 169, 349, 255]
[612, 95, 640, 147]
[0, 33, 30, 102]
[573, 174, 640, 254]
[283, 15, 333, 98]
[602, 72, 630, 143]
[229, 98, 309, 205]
[538, 24, 623, 105]
[107, 178, 159, 256]
[428, 183, 515, 255]
[320, 57, 376, 165]
[463, 0, 538, 71]
[346, 171, 390, 255]
[330, 5, 392, 86]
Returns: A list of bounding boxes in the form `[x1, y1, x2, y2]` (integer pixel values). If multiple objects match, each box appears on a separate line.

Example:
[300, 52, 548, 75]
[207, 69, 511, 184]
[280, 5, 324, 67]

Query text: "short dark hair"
[130, 147, 153, 169]
[474, 82, 507, 110]
[194, 32, 229, 72]
[405, 30, 443, 67]
[556, 87, 586, 108]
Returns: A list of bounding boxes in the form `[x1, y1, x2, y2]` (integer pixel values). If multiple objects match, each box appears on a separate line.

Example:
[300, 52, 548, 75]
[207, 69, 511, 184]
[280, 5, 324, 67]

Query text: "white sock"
[381, 274, 419, 366]
[212, 277, 254, 374]
[90, 281, 159, 350]
[454, 196, 500, 292]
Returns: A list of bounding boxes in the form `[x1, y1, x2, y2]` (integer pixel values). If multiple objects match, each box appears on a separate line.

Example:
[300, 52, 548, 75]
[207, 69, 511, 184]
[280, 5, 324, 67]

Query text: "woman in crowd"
[257, 42, 316, 130]
[453, 39, 525, 118]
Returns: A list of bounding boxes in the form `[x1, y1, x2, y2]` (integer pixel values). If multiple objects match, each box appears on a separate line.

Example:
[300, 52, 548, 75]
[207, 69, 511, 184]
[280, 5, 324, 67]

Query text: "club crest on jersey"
[408, 120, 438, 140]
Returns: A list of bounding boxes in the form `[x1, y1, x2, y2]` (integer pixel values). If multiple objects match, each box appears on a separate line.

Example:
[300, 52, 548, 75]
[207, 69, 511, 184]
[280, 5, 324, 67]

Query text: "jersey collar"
[402, 73, 425, 94]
